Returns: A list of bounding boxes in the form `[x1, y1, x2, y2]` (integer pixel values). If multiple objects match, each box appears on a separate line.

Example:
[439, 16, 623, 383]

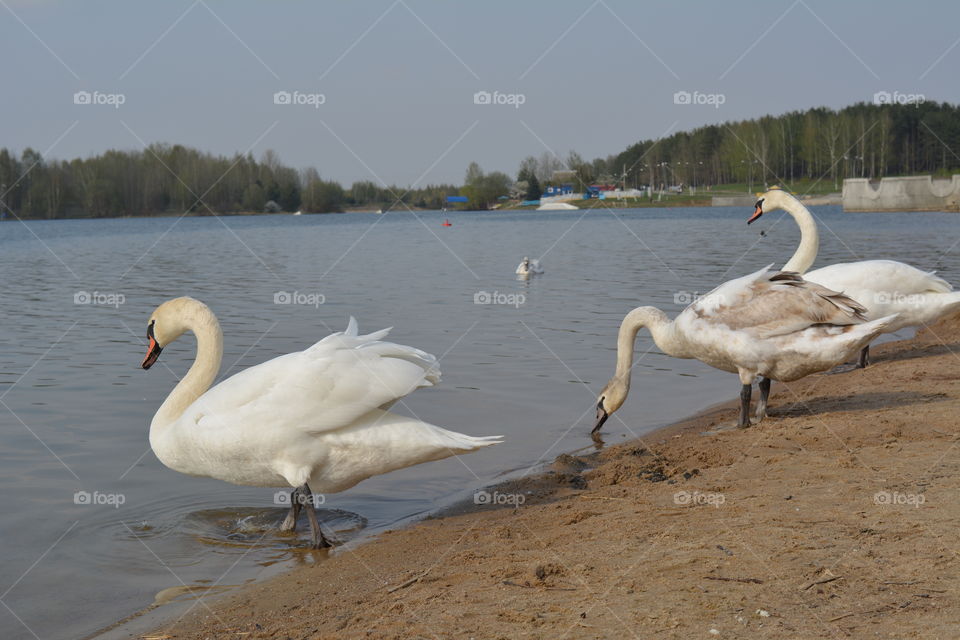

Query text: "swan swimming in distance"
[593, 266, 896, 432]
[750, 187, 960, 367]
[141, 298, 502, 548]
[516, 256, 544, 277]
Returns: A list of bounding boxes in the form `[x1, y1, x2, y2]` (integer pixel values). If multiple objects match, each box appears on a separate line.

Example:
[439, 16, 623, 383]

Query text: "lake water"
[1, 205, 957, 639]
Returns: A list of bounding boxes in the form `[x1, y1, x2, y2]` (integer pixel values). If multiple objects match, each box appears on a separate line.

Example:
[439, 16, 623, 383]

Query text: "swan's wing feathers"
[808, 260, 953, 295]
[694, 269, 867, 338]
[189, 320, 441, 436]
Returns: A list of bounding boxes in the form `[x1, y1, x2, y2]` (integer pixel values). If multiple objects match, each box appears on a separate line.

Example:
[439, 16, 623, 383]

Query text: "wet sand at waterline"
[151, 314, 960, 639]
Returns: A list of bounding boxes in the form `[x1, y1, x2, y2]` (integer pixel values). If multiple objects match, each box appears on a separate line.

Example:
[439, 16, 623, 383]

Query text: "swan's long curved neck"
[779, 197, 820, 274]
[152, 308, 223, 431]
[613, 306, 683, 383]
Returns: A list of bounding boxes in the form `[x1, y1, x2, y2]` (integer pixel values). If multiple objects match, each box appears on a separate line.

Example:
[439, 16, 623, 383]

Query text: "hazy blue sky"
[4, 0, 959, 186]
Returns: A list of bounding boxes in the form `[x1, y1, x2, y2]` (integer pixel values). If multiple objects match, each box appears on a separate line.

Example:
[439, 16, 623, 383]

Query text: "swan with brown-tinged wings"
[593, 266, 897, 432]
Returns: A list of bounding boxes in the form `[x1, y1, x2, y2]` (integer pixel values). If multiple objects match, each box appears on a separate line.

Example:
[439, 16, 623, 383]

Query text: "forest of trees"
[601, 101, 960, 192]
[3, 101, 960, 219]
[0, 144, 459, 219]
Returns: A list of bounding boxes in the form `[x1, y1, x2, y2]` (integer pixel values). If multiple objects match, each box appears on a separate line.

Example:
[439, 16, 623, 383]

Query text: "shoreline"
[2, 194, 843, 221]
[142, 313, 960, 639]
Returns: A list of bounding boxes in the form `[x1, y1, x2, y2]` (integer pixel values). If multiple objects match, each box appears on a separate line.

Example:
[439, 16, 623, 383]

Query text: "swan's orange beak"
[142, 324, 162, 369]
[747, 203, 764, 224]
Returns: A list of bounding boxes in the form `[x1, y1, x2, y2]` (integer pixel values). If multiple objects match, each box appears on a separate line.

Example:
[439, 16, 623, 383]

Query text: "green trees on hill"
[609, 101, 960, 191]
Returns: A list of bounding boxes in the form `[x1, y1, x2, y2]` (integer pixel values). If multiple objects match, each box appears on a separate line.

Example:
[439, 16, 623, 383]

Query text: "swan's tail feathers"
[427, 426, 504, 453]
[444, 429, 503, 451]
[854, 313, 899, 342]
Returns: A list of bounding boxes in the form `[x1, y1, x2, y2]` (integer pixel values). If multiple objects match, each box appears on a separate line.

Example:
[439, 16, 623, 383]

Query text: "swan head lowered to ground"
[140, 297, 502, 548]
[592, 267, 897, 432]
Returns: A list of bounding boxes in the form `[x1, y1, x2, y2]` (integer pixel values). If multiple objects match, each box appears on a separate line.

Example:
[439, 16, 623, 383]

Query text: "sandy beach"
[148, 315, 960, 639]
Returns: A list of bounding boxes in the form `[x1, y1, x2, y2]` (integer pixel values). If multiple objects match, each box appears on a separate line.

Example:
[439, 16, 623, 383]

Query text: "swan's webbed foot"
[754, 377, 771, 423]
[279, 487, 303, 532]
[737, 383, 752, 429]
[856, 345, 870, 369]
[300, 483, 336, 549]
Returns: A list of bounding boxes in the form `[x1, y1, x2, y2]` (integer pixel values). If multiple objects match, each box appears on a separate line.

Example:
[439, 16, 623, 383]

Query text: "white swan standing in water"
[141, 298, 502, 548]
[750, 187, 960, 367]
[516, 256, 544, 276]
[593, 266, 896, 432]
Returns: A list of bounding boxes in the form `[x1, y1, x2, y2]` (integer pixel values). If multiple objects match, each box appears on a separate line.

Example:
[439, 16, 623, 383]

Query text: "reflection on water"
[0, 206, 957, 639]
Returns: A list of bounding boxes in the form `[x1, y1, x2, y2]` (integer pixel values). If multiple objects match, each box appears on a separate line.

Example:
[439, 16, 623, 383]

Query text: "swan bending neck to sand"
[750, 187, 960, 367]
[142, 297, 502, 548]
[593, 267, 896, 432]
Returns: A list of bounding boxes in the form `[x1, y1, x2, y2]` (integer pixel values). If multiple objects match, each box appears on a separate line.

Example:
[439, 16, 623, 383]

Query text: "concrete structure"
[843, 175, 960, 212]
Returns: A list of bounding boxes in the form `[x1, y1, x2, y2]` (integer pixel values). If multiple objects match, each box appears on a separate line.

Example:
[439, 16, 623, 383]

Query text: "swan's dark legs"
[279, 487, 302, 532]
[857, 345, 870, 369]
[738, 383, 752, 429]
[755, 377, 771, 423]
[301, 483, 332, 549]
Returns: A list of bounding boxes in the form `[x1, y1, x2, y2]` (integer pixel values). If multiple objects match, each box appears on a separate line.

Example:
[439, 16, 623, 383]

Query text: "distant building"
[585, 184, 617, 198]
[543, 184, 574, 197]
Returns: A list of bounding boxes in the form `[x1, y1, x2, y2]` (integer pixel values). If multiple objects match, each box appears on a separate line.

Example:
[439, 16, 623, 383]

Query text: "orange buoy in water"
[442, 219, 452, 226]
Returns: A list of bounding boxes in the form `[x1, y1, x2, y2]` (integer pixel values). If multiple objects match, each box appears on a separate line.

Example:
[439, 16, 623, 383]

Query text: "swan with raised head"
[592, 266, 896, 432]
[750, 187, 960, 367]
[516, 256, 544, 277]
[141, 297, 502, 548]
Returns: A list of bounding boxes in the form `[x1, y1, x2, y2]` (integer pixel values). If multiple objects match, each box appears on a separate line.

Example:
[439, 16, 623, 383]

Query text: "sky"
[3, 0, 960, 186]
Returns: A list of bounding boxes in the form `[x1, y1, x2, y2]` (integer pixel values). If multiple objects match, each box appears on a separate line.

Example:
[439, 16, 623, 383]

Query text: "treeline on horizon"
[0, 144, 459, 219]
[3, 101, 960, 219]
